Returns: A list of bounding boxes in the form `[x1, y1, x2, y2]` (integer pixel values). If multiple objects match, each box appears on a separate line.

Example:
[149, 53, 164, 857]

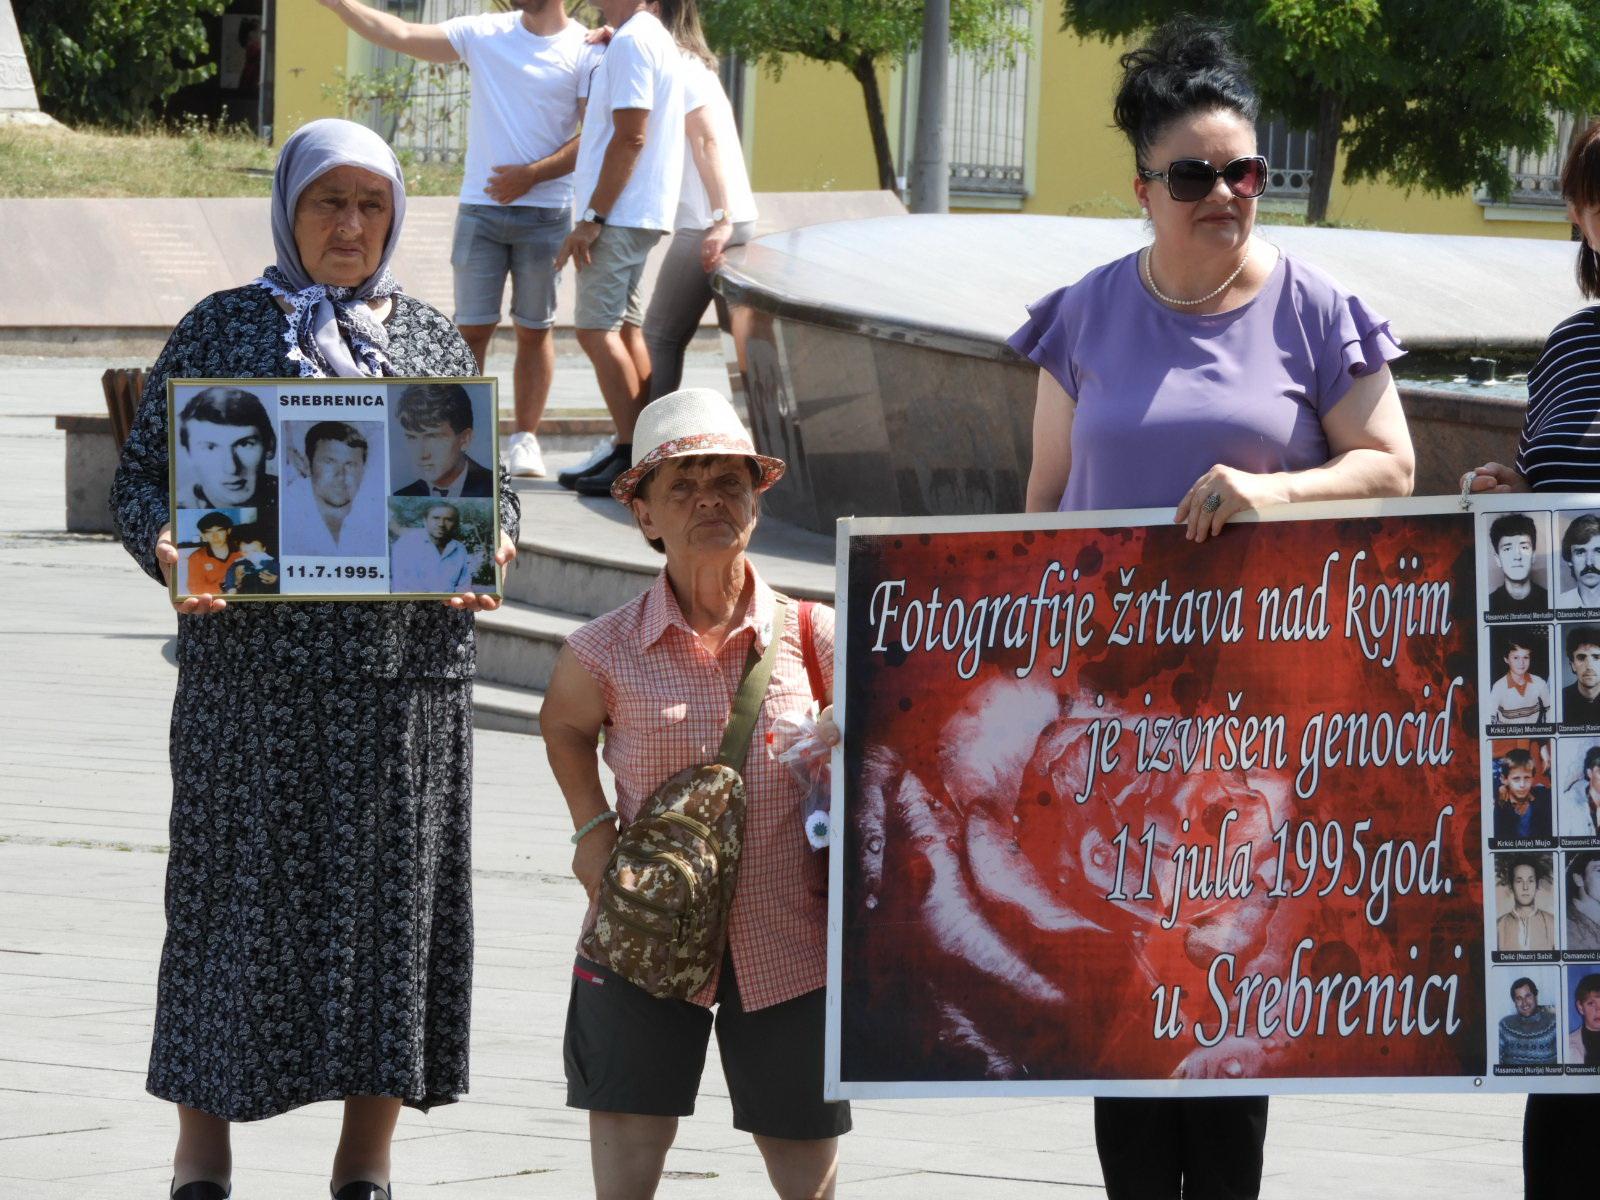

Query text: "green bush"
[16, 0, 227, 128]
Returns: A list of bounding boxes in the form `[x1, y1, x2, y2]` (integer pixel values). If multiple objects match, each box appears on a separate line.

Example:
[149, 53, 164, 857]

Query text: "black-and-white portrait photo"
[174, 385, 279, 514]
[280, 418, 389, 559]
[1557, 512, 1600, 611]
[1484, 511, 1553, 619]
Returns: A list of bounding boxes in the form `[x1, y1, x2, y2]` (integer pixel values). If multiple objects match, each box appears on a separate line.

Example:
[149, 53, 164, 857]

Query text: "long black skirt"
[147, 671, 473, 1122]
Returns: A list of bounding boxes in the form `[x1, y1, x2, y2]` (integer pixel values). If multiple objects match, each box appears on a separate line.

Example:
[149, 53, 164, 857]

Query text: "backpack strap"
[717, 597, 789, 773]
[798, 599, 826, 704]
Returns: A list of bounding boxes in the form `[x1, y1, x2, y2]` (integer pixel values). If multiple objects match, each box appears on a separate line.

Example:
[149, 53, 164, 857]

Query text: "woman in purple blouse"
[1007, 18, 1415, 1200]
[1011, 22, 1413, 544]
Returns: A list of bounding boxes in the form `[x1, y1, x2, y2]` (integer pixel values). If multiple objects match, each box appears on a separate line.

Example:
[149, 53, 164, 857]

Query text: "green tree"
[17, 0, 227, 128]
[1061, 0, 1600, 224]
[703, 0, 1029, 191]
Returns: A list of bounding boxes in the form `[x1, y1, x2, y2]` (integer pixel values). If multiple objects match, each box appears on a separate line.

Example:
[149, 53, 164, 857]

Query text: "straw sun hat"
[609, 388, 786, 504]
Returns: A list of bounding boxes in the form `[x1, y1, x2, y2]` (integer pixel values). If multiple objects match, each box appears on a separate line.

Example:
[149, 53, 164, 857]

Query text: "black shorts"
[563, 954, 852, 1140]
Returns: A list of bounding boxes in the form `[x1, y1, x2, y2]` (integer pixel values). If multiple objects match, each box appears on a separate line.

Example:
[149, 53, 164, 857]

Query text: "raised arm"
[317, 0, 460, 63]
[543, 646, 616, 899]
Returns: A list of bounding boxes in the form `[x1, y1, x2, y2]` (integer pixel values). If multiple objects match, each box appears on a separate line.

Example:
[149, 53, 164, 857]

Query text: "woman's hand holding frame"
[158, 523, 228, 615]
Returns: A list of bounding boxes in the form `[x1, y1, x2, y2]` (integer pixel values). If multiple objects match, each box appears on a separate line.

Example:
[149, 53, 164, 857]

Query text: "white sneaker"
[573, 437, 615, 474]
[505, 431, 547, 478]
[557, 437, 616, 489]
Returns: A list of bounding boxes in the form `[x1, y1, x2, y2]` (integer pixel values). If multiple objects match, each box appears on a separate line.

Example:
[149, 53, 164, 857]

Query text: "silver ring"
[1201, 492, 1223, 514]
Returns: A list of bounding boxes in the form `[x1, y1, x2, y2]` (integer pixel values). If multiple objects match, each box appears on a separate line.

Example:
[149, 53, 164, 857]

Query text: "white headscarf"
[254, 118, 407, 378]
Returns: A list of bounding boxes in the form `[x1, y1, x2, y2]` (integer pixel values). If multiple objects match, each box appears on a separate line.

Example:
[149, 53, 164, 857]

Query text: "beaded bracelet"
[570, 810, 619, 845]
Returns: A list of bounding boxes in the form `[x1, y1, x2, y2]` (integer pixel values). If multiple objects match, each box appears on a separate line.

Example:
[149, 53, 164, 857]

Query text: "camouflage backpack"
[582, 599, 787, 1000]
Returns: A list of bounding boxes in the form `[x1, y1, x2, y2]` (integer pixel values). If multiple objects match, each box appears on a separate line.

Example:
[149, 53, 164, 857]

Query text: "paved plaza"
[0, 350, 1531, 1197]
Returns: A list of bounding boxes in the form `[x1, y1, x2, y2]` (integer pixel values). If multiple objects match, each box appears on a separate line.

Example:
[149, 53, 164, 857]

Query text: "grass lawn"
[0, 123, 465, 199]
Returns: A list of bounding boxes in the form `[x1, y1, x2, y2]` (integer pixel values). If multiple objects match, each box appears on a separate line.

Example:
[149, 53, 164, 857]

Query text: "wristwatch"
[582, 207, 607, 225]
[709, 208, 729, 224]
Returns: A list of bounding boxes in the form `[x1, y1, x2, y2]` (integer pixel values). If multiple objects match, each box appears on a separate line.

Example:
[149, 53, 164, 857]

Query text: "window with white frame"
[1499, 110, 1582, 207]
[946, 1, 1032, 196]
[364, 0, 481, 163]
[1256, 115, 1315, 202]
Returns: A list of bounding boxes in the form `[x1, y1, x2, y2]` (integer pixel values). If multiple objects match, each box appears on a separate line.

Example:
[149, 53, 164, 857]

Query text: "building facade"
[272, 0, 1577, 241]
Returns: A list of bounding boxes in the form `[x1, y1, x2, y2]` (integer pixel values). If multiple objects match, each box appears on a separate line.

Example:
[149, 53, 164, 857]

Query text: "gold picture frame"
[166, 376, 502, 603]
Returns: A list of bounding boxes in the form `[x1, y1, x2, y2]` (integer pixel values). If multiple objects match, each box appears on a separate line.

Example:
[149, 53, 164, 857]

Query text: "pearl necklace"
[1142, 244, 1250, 307]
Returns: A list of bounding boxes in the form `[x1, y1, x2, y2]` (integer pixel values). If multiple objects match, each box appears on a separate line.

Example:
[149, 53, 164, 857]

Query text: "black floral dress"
[111, 286, 519, 1121]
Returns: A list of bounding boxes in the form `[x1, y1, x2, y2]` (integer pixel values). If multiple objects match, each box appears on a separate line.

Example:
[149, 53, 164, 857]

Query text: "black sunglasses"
[1138, 155, 1268, 202]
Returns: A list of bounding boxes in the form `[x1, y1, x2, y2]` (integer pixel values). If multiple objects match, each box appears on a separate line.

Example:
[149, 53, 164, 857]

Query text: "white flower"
[805, 809, 831, 850]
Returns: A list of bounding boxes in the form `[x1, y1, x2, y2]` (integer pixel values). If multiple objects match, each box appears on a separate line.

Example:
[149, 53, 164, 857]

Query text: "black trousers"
[1524, 1094, 1600, 1198]
[1094, 1096, 1269, 1200]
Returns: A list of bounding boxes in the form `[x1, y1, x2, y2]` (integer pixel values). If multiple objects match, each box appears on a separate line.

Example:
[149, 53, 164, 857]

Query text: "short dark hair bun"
[1114, 17, 1259, 166]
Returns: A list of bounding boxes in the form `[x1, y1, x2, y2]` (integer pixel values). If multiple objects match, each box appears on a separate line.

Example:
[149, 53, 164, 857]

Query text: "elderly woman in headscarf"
[111, 119, 518, 1200]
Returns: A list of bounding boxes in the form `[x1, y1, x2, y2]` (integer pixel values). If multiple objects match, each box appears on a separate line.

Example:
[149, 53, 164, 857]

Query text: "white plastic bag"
[768, 704, 833, 850]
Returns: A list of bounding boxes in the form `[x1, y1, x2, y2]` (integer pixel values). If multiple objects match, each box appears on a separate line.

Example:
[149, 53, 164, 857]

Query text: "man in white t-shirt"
[280, 421, 388, 558]
[318, 0, 601, 479]
[554, 0, 686, 497]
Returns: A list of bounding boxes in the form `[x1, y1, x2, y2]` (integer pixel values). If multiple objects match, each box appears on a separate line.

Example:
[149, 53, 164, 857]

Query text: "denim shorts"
[573, 225, 666, 331]
[450, 202, 571, 329]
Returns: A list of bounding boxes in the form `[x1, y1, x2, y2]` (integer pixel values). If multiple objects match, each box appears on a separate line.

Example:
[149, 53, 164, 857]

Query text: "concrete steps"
[498, 414, 614, 455]
[475, 599, 585, 693]
[472, 468, 835, 735]
[473, 679, 544, 736]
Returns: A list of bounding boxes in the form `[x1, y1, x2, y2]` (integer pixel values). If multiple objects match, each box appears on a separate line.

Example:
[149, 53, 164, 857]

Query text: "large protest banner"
[826, 495, 1600, 1098]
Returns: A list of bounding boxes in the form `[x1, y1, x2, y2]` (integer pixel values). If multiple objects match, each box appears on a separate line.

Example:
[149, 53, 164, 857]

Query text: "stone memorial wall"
[0, 190, 907, 336]
[0, 0, 46, 122]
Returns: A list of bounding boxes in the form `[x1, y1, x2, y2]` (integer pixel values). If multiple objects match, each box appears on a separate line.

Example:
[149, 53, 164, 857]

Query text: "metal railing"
[364, 0, 482, 163]
[947, 1, 1031, 196]
[1503, 110, 1580, 207]
[1257, 109, 1584, 211]
[1256, 115, 1315, 200]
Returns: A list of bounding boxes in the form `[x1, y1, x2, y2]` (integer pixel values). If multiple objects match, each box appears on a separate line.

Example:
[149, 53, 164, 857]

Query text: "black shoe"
[573, 450, 631, 497]
[170, 1183, 229, 1200]
[332, 1184, 391, 1200]
[557, 441, 628, 490]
